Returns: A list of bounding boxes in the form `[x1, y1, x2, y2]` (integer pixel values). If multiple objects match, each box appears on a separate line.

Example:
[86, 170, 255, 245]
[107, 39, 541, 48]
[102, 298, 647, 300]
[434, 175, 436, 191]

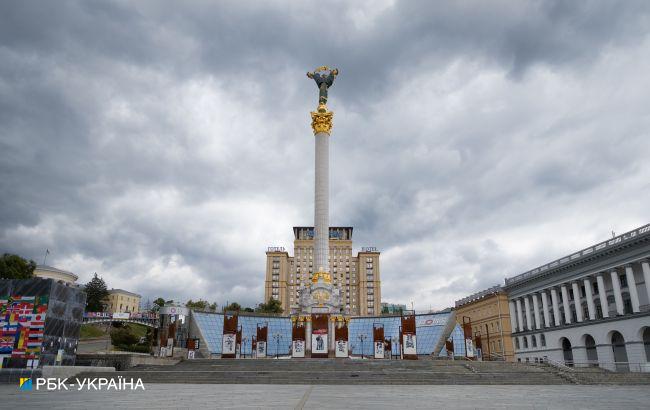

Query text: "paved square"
[2, 384, 649, 409]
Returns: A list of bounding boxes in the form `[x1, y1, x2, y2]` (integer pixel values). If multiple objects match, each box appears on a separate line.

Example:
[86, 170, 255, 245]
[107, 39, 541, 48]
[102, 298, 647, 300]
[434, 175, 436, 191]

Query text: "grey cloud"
[1, 1, 650, 309]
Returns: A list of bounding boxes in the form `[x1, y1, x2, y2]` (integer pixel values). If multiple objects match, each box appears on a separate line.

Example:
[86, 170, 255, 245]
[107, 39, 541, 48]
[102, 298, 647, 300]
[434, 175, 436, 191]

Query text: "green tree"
[186, 299, 218, 311]
[223, 302, 241, 312]
[0, 253, 36, 279]
[256, 298, 283, 314]
[150, 297, 166, 312]
[84, 273, 109, 312]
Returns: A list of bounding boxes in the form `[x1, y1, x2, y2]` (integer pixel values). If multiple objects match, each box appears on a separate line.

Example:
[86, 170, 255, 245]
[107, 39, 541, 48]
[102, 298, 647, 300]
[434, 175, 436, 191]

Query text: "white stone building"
[504, 224, 650, 372]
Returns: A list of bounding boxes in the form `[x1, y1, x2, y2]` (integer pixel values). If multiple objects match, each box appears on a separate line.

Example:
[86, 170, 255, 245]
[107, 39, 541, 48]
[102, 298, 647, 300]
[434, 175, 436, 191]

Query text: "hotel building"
[264, 226, 381, 316]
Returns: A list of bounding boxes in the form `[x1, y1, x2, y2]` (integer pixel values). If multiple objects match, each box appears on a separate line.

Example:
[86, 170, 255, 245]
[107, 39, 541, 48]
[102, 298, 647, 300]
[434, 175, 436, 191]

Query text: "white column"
[508, 301, 518, 333]
[584, 277, 596, 320]
[596, 274, 609, 318]
[532, 293, 541, 330]
[313, 131, 330, 274]
[515, 299, 524, 332]
[540, 291, 550, 327]
[610, 269, 624, 315]
[550, 288, 561, 326]
[523, 296, 533, 331]
[642, 260, 650, 307]
[561, 285, 572, 325]
[624, 264, 640, 313]
[571, 282, 583, 322]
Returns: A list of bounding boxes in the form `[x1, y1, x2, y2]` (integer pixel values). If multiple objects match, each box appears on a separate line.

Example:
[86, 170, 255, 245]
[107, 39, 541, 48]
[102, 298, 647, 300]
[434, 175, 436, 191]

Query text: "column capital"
[310, 107, 334, 135]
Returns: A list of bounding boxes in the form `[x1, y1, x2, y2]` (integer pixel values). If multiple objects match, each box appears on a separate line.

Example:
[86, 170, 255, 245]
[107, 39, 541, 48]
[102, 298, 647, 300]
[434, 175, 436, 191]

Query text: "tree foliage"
[0, 253, 36, 279]
[223, 302, 241, 312]
[256, 298, 283, 314]
[186, 299, 218, 312]
[84, 273, 109, 312]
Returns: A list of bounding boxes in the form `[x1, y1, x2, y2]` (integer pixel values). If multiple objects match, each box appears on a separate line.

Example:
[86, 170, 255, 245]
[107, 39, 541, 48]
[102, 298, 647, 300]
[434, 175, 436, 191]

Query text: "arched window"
[584, 334, 598, 366]
[561, 337, 573, 366]
[611, 331, 629, 372]
[643, 328, 650, 362]
[531, 335, 537, 348]
[523, 337, 528, 349]
[540, 334, 546, 347]
[515, 338, 520, 349]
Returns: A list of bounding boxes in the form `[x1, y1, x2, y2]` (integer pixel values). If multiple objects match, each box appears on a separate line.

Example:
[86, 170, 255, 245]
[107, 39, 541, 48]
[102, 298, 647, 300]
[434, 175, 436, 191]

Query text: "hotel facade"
[504, 224, 650, 372]
[264, 226, 381, 316]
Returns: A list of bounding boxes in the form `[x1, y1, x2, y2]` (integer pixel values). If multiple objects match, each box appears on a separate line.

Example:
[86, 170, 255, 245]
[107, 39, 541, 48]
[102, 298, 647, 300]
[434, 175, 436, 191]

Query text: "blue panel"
[193, 312, 224, 354]
[192, 312, 454, 357]
[438, 324, 466, 357]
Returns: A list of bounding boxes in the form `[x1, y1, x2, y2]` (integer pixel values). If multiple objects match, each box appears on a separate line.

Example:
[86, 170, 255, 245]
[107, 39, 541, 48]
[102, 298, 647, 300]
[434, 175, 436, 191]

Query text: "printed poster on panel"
[311, 331, 328, 355]
[403, 333, 417, 355]
[222, 333, 236, 355]
[256, 341, 266, 358]
[292, 340, 305, 358]
[374, 341, 385, 359]
[465, 338, 475, 358]
[335, 340, 348, 358]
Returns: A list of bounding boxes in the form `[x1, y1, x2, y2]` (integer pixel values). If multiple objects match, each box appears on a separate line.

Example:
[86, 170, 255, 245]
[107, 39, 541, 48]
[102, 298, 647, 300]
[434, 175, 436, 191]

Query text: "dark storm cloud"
[1, 1, 649, 309]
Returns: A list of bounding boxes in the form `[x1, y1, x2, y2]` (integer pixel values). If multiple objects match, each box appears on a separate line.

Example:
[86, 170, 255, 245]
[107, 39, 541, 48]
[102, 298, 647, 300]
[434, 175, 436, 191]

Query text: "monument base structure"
[189, 310, 463, 359]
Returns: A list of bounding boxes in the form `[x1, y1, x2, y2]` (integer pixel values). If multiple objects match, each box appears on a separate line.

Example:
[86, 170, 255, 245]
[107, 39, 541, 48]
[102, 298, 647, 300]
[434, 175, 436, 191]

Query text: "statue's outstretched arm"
[306, 72, 314, 79]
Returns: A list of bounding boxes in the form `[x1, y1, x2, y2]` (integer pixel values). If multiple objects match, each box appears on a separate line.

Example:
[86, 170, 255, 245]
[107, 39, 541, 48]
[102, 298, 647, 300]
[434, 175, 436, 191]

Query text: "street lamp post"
[242, 336, 249, 359]
[273, 333, 282, 359]
[358, 334, 366, 359]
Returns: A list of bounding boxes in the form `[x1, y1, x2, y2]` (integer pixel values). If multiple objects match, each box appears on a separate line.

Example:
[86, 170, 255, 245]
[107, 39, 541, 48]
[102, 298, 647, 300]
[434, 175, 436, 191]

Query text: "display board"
[401, 312, 417, 359]
[334, 320, 348, 358]
[311, 314, 329, 358]
[256, 323, 268, 359]
[373, 323, 385, 359]
[221, 314, 238, 358]
[292, 318, 306, 358]
[292, 340, 305, 358]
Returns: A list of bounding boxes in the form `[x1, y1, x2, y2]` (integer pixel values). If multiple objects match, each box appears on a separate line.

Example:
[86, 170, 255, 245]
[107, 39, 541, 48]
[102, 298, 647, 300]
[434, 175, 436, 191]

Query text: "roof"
[504, 223, 650, 288]
[34, 265, 79, 281]
[108, 288, 141, 298]
[454, 285, 504, 308]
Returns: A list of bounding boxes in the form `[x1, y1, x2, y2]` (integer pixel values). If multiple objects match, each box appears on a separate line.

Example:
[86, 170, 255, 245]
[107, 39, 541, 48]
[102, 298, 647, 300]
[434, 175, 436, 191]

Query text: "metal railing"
[544, 358, 650, 373]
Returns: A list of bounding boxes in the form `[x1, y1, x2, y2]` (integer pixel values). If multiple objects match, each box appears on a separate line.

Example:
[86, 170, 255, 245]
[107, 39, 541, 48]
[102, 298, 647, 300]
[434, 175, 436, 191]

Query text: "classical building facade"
[504, 224, 650, 372]
[264, 226, 381, 316]
[455, 285, 515, 361]
[33, 265, 78, 285]
[106, 288, 141, 313]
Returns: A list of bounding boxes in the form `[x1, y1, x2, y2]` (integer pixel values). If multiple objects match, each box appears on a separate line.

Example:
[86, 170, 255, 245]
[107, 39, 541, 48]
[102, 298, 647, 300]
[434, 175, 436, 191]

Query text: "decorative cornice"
[310, 104, 333, 135]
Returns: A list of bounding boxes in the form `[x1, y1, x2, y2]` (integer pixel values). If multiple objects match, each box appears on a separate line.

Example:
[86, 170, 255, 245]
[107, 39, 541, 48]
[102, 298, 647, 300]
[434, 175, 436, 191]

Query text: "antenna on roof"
[611, 230, 616, 238]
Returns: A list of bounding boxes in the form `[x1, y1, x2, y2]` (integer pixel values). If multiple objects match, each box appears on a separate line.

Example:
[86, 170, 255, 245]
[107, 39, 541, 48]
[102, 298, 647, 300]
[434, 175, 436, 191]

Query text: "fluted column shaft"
[624, 265, 640, 313]
[584, 278, 596, 320]
[314, 131, 330, 274]
[561, 285, 572, 324]
[642, 261, 650, 307]
[610, 269, 624, 315]
[540, 291, 550, 327]
[515, 299, 524, 333]
[523, 296, 533, 331]
[571, 282, 583, 322]
[532, 293, 541, 330]
[596, 274, 609, 318]
[550, 288, 561, 326]
[508, 301, 518, 333]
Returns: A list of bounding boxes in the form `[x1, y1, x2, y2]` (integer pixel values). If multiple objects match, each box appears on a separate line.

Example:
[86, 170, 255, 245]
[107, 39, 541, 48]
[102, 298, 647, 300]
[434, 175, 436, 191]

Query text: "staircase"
[74, 359, 572, 385]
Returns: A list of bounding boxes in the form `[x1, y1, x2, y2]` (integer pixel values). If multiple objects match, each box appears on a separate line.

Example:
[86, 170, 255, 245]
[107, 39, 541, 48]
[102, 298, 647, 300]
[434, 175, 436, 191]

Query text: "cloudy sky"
[1, 1, 649, 311]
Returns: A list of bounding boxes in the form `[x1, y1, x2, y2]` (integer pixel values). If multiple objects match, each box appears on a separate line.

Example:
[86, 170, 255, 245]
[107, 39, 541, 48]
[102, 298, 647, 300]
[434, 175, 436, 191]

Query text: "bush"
[110, 327, 139, 347]
[115, 344, 150, 354]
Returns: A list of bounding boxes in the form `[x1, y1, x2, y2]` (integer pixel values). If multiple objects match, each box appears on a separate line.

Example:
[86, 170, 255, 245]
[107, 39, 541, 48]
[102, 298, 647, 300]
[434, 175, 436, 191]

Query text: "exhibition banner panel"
[335, 340, 348, 358]
[292, 340, 306, 358]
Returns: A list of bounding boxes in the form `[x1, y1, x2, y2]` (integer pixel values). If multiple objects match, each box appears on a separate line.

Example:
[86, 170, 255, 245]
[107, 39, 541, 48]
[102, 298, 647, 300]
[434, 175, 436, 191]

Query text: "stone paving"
[2, 384, 649, 409]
